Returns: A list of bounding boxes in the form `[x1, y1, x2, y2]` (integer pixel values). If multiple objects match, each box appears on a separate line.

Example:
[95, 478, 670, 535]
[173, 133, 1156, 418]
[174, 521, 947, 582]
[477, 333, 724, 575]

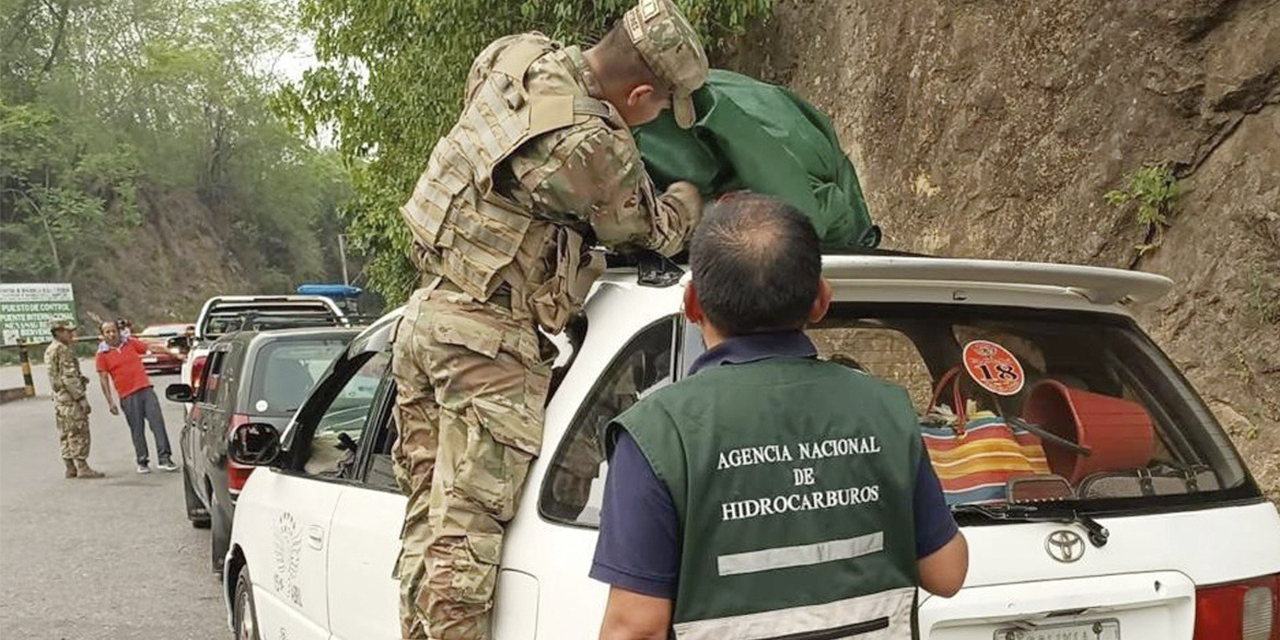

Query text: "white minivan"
[224, 255, 1280, 640]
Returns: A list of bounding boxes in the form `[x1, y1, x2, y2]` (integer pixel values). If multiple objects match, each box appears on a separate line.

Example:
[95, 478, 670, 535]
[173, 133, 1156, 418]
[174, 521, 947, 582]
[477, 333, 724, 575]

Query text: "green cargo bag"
[635, 69, 881, 249]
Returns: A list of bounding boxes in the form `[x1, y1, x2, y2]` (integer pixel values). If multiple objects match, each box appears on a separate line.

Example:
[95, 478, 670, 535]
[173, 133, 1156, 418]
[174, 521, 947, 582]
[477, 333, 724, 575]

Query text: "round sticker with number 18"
[962, 340, 1025, 396]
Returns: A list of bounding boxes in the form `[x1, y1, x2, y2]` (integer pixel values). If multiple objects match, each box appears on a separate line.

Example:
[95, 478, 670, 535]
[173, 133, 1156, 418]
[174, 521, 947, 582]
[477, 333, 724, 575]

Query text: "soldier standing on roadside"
[391, 1, 708, 638]
[44, 320, 104, 479]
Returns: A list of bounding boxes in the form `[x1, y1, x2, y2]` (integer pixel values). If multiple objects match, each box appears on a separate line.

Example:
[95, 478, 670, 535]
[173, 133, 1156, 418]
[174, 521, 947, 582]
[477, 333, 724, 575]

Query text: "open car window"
[540, 316, 678, 527]
[809, 303, 1251, 512]
[299, 351, 390, 479]
[279, 331, 390, 483]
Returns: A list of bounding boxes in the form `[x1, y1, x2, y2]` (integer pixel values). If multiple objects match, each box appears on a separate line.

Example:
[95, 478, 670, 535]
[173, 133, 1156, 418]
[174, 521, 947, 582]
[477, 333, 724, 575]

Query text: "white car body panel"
[227, 256, 1280, 640]
[327, 486, 404, 640]
[232, 468, 344, 640]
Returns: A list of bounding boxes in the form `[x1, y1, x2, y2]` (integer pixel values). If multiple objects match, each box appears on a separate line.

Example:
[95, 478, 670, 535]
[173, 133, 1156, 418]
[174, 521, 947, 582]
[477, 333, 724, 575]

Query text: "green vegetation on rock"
[1104, 164, 1183, 257]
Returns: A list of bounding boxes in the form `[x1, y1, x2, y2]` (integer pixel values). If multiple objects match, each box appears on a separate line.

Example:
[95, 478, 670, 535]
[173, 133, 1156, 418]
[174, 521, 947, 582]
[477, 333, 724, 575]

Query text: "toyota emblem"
[1045, 530, 1085, 563]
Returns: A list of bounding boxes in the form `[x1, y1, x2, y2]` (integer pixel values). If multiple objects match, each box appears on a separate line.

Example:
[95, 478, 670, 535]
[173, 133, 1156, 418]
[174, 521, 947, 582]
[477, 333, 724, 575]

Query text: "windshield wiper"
[952, 503, 1110, 547]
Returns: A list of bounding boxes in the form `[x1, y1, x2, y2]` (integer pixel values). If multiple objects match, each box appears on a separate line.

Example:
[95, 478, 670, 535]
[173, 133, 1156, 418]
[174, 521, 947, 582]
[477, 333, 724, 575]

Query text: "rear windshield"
[807, 303, 1252, 511]
[246, 338, 349, 416]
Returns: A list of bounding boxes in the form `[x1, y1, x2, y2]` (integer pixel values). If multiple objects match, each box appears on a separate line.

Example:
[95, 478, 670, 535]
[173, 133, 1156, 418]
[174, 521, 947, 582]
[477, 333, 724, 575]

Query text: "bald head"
[689, 192, 822, 336]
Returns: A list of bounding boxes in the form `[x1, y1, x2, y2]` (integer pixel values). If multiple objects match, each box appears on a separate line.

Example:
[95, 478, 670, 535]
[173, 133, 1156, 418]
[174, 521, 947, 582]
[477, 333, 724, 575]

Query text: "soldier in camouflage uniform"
[391, 1, 708, 637]
[44, 320, 104, 479]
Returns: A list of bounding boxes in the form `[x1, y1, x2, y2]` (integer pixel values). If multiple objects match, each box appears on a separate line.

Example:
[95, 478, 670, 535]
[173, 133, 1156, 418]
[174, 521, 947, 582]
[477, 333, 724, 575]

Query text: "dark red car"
[136, 323, 193, 374]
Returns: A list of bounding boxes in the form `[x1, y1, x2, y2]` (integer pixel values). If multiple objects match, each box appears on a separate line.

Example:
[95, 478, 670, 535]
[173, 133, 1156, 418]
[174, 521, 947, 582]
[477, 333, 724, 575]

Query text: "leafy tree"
[1, 0, 355, 304]
[279, 0, 776, 304]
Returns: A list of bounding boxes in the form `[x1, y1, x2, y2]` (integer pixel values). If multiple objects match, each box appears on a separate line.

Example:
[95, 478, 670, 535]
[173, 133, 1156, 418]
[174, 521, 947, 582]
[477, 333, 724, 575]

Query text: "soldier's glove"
[79, 398, 91, 416]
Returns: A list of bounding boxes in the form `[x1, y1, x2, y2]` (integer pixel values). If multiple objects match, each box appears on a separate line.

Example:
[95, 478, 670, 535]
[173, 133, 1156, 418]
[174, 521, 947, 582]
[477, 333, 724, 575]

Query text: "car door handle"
[307, 525, 325, 550]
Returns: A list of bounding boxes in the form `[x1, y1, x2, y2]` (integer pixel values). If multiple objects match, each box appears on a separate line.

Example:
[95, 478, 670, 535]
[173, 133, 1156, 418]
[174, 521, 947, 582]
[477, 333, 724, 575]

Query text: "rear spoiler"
[820, 256, 1173, 305]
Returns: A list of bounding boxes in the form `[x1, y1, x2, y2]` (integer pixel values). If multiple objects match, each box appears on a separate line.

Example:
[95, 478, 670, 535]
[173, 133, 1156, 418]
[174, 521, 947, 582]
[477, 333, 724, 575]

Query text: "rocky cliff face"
[731, 0, 1279, 500]
[74, 188, 257, 327]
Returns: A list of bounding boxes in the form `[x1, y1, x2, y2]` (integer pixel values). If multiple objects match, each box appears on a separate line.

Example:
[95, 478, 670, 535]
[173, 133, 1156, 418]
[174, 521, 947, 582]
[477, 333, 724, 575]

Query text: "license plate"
[142, 356, 158, 364]
[994, 619, 1120, 640]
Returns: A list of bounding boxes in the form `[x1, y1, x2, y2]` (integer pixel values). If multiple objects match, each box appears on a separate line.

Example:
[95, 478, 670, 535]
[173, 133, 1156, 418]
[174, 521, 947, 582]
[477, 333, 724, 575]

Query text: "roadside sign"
[0, 283, 77, 346]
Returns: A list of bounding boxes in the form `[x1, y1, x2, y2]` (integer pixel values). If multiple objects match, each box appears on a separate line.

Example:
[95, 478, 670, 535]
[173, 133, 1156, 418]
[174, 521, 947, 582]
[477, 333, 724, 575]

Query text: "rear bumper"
[920, 501, 1280, 639]
[920, 571, 1195, 639]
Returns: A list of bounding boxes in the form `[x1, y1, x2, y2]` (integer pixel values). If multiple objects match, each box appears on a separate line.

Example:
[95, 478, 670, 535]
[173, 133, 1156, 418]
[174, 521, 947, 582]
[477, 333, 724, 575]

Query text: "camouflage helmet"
[623, 0, 708, 128]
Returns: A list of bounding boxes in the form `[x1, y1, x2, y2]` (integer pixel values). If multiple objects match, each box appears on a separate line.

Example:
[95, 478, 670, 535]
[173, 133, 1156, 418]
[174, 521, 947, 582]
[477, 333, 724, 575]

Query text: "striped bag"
[920, 367, 1051, 505]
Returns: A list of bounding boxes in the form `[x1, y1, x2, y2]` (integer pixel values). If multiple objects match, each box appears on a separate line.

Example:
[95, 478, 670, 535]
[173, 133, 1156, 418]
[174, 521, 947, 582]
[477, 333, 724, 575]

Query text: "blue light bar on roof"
[297, 284, 364, 299]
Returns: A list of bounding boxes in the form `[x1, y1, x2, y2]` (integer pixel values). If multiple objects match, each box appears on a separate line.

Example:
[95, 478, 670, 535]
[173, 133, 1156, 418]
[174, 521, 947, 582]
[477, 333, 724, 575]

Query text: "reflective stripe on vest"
[671, 587, 915, 640]
[716, 531, 884, 577]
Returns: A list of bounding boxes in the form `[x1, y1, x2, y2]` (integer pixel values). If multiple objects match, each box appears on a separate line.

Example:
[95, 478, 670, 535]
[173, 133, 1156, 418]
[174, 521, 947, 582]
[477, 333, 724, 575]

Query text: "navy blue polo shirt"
[589, 331, 960, 599]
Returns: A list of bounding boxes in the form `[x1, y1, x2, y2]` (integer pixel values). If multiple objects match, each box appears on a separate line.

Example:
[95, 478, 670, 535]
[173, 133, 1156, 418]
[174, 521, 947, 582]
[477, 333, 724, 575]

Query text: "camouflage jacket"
[402, 33, 700, 333]
[482, 36, 696, 255]
[44, 341, 88, 405]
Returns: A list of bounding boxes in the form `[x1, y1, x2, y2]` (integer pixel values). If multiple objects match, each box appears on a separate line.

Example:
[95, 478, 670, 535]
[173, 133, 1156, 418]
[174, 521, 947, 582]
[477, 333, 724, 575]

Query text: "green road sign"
[0, 283, 78, 346]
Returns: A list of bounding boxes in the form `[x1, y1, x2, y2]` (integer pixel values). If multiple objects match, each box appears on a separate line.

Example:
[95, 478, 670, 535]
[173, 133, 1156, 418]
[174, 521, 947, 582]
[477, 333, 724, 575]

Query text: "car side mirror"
[167, 336, 191, 353]
[228, 422, 282, 467]
[165, 383, 194, 403]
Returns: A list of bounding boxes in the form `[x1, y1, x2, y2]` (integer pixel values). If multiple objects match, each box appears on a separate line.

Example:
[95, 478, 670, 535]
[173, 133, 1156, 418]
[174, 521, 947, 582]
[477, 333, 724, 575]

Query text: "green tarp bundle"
[635, 69, 880, 249]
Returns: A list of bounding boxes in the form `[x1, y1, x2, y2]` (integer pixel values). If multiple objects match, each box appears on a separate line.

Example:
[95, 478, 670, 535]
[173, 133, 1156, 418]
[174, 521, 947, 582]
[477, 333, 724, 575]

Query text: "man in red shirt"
[96, 321, 177, 474]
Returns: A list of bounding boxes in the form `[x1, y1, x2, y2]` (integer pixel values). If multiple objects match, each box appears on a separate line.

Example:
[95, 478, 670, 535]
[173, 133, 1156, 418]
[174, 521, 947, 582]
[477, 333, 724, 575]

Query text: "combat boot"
[63, 459, 77, 478]
[73, 460, 104, 479]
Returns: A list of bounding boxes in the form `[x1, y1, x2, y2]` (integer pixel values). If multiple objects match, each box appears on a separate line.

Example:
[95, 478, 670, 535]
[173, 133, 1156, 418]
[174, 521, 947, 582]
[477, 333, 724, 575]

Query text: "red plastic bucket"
[1023, 380, 1155, 483]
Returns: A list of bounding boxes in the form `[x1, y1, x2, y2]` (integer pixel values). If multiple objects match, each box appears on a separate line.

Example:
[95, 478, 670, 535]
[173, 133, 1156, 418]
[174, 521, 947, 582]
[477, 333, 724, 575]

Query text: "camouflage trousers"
[391, 286, 551, 640]
[54, 401, 91, 460]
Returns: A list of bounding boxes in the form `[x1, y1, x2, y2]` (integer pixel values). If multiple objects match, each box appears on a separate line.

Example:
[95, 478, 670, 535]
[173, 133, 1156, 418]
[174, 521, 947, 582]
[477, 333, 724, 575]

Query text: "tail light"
[227, 413, 254, 495]
[1195, 574, 1279, 640]
[190, 355, 208, 395]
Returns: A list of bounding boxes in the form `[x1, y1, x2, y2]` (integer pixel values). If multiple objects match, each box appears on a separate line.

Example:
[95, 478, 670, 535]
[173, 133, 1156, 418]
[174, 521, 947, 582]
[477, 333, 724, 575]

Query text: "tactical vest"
[401, 34, 611, 333]
[615, 357, 922, 640]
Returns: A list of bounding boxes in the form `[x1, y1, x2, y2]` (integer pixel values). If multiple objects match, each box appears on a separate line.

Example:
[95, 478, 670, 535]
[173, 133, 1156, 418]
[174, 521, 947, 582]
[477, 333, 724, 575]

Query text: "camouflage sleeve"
[62, 350, 87, 400]
[512, 124, 701, 256]
[45, 349, 64, 394]
[46, 345, 85, 400]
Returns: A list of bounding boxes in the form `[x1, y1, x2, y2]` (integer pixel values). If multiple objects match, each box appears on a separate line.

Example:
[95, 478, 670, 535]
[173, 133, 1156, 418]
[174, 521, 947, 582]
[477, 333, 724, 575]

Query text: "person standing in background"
[96, 317, 134, 354]
[95, 321, 178, 474]
[45, 320, 104, 479]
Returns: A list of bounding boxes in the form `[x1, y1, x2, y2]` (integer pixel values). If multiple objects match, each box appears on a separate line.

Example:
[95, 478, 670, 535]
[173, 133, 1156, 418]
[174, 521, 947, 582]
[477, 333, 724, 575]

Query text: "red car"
[136, 323, 193, 375]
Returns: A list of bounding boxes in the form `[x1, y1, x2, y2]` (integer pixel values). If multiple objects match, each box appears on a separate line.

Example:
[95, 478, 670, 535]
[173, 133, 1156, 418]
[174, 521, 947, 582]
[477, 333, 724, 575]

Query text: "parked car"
[136, 323, 191, 374]
[223, 255, 1280, 640]
[180, 296, 349, 404]
[166, 327, 359, 575]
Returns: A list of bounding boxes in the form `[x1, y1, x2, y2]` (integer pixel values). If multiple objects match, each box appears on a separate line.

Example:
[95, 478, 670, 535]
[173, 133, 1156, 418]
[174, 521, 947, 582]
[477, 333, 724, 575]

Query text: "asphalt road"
[0, 359, 227, 640]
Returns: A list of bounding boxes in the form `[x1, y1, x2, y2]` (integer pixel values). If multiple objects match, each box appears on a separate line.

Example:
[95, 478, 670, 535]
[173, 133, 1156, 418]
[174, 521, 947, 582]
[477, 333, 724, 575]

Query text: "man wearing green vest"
[591, 193, 968, 640]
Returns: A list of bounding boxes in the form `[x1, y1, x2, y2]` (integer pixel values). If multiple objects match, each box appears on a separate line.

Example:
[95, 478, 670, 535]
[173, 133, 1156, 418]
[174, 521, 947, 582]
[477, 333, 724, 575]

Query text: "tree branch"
[39, 0, 69, 75]
[37, 169, 63, 278]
